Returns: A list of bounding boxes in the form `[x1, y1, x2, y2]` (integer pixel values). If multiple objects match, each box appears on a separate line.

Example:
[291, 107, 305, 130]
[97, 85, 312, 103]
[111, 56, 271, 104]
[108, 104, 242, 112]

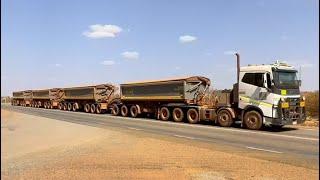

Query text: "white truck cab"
[237, 60, 306, 129]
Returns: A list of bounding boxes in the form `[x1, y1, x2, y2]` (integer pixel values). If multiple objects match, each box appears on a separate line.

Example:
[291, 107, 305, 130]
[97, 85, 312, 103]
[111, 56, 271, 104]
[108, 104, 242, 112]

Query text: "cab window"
[242, 73, 264, 87]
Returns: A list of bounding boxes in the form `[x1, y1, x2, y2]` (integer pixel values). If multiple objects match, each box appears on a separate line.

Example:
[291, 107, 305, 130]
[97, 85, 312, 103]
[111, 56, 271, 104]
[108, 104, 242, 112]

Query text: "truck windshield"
[273, 70, 299, 89]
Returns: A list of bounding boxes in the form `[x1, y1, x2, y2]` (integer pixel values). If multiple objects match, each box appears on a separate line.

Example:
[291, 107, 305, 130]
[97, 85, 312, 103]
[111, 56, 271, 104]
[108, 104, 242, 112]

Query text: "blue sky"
[1, 0, 319, 96]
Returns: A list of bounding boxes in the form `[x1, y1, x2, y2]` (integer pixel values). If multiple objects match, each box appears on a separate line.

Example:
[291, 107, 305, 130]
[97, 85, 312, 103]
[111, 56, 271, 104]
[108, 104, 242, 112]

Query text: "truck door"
[238, 72, 271, 116]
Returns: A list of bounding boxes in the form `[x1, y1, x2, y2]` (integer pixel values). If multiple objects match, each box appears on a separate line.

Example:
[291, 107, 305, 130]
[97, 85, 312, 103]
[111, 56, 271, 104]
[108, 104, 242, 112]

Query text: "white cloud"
[55, 63, 62, 67]
[223, 50, 238, 55]
[179, 35, 197, 43]
[101, 60, 115, 66]
[175, 66, 181, 70]
[83, 24, 122, 39]
[122, 51, 139, 60]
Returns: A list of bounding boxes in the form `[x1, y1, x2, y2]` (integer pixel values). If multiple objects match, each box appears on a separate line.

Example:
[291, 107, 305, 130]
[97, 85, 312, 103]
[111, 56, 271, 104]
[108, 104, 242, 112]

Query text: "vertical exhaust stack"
[233, 53, 240, 104]
[235, 53, 240, 84]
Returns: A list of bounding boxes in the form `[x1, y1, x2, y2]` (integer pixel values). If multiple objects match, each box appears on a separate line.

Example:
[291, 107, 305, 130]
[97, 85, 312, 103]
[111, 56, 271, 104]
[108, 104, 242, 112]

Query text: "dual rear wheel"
[160, 107, 199, 124]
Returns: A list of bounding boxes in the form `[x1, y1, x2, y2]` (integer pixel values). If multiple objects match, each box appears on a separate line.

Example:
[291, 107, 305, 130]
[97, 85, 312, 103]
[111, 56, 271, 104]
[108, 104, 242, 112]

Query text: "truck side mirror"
[298, 80, 301, 87]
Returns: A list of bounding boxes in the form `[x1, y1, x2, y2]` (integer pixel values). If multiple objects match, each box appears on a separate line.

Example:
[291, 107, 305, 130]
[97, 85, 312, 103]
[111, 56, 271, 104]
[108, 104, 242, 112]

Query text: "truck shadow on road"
[197, 121, 298, 132]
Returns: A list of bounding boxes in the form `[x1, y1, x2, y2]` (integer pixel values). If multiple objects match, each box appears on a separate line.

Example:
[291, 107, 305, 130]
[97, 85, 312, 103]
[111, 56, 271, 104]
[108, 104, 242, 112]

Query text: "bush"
[303, 91, 319, 118]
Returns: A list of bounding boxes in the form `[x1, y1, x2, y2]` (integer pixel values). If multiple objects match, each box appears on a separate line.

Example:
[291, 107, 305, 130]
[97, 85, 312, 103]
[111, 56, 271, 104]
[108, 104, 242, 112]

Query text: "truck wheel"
[130, 105, 139, 118]
[58, 103, 63, 110]
[67, 103, 72, 111]
[96, 104, 102, 114]
[72, 103, 78, 111]
[84, 104, 90, 113]
[121, 105, 128, 116]
[160, 107, 170, 121]
[50, 103, 53, 109]
[44, 102, 48, 109]
[173, 108, 184, 122]
[90, 104, 96, 113]
[244, 110, 263, 130]
[38, 101, 42, 108]
[217, 109, 233, 127]
[187, 108, 199, 124]
[111, 104, 120, 116]
[63, 103, 68, 111]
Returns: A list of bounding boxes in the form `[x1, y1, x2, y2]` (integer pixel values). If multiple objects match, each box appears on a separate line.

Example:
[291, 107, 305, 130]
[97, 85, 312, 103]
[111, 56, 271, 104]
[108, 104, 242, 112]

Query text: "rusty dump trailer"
[12, 90, 33, 106]
[12, 91, 25, 106]
[54, 84, 116, 113]
[12, 89, 52, 108]
[111, 76, 232, 124]
[29, 89, 51, 108]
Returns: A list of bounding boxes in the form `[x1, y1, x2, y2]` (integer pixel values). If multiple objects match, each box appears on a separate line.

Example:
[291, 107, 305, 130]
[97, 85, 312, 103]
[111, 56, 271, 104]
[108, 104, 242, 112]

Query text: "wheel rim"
[247, 115, 258, 128]
[68, 103, 72, 111]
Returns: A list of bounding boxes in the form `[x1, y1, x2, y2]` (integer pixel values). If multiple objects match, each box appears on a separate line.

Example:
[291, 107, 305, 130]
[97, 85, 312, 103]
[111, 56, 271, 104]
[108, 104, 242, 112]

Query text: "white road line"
[246, 146, 283, 154]
[8, 106, 319, 141]
[173, 134, 196, 140]
[127, 127, 142, 131]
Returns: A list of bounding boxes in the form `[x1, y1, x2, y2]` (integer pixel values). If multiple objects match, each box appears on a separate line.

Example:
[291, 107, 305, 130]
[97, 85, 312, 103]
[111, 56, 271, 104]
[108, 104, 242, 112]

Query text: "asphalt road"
[2, 104, 319, 169]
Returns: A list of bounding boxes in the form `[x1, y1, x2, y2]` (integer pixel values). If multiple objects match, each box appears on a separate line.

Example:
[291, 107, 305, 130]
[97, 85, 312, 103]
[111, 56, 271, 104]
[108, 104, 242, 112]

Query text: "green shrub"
[303, 91, 319, 118]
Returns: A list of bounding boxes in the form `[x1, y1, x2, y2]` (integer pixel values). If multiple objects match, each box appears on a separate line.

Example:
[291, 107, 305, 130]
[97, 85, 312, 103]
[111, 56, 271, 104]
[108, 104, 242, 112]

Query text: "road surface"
[2, 104, 319, 170]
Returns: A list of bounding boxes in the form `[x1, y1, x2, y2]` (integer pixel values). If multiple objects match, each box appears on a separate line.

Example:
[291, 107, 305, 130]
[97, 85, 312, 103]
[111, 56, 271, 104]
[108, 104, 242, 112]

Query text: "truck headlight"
[301, 96, 306, 101]
[300, 101, 305, 107]
[281, 102, 289, 108]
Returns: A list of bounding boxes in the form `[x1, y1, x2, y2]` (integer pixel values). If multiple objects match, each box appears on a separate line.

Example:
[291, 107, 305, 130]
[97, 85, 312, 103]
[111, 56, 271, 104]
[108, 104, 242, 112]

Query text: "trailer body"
[12, 91, 24, 106]
[54, 84, 115, 113]
[113, 76, 219, 123]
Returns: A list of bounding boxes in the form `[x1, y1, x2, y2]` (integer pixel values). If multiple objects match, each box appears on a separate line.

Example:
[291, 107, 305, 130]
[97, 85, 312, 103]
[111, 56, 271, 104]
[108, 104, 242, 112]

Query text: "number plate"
[100, 103, 107, 109]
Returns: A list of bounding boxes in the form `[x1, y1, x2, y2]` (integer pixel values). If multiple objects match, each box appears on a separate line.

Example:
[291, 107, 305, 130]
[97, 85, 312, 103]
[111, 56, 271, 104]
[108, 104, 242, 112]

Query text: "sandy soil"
[1, 109, 318, 180]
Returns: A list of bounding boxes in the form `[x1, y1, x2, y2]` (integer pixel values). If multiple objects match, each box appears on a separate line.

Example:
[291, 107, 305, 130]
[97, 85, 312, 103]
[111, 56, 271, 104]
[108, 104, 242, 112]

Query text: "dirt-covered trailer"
[29, 89, 51, 108]
[111, 76, 232, 124]
[54, 84, 116, 113]
[12, 91, 24, 106]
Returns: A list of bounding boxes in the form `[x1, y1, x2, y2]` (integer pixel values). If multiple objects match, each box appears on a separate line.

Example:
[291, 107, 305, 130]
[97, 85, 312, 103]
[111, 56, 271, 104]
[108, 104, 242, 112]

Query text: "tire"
[130, 105, 139, 118]
[50, 103, 53, 109]
[187, 108, 199, 124]
[217, 109, 234, 127]
[121, 105, 128, 117]
[63, 103, 68, 111]
[72, 103, 78, 112]
[172, 108, 184, 122]
[58, 103, 63, 110]
[111, 104, 120, 116]
[90, 104, 96, 113]
[67, 103, 72, 111]
[160, 107, 170, 121]
[96, 104, 102, 114]
[44, 102, 47, 109]
[84, 104, 90, 113]
[244, 110, 263, 130]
